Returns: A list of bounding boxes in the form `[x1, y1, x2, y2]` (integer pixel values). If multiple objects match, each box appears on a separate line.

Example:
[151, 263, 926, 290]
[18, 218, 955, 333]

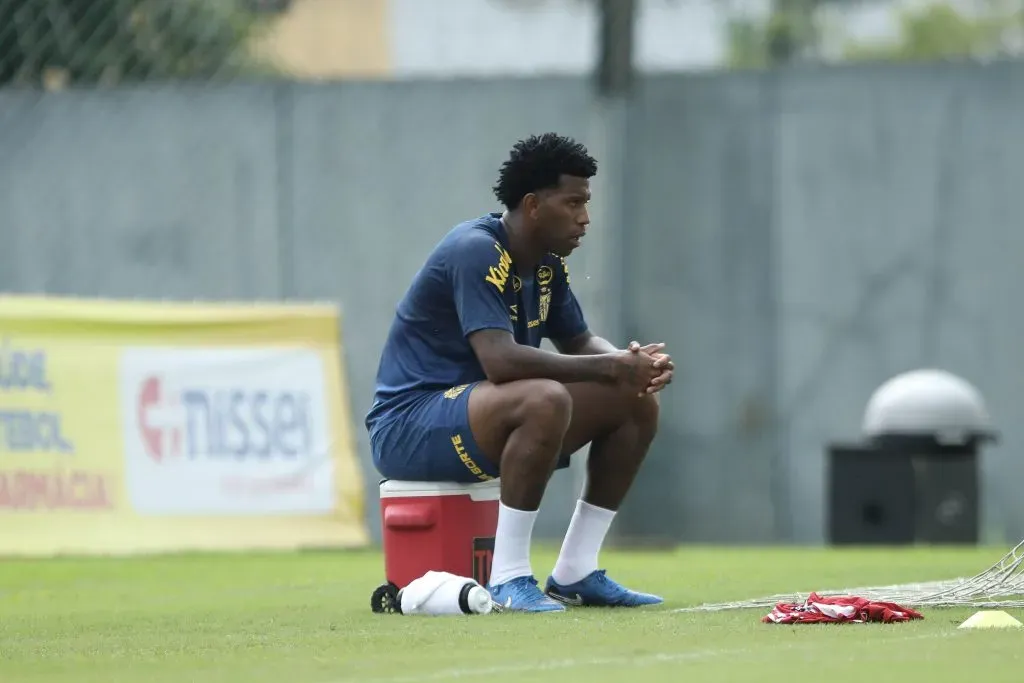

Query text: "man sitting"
[365, 133, 674, 612]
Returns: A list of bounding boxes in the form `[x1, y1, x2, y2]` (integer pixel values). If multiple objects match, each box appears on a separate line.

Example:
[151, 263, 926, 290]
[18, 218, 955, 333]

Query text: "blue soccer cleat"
[544, 569, 664, 607]
[488, 576, 566, 613]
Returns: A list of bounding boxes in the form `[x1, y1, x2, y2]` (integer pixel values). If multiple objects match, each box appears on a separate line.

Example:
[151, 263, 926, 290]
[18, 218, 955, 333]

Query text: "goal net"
[672, 539, 1024, 613]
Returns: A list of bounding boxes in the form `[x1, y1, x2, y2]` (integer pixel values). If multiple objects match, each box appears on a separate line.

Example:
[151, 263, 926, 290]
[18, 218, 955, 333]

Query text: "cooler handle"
[383, 503, 437, 530]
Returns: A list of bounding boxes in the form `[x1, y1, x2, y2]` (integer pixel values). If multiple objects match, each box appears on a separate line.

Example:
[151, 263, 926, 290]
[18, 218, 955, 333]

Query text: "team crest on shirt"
[536, 266, 553, 286]
[443, 384, 469, 400]
[539, 290, 551, 322]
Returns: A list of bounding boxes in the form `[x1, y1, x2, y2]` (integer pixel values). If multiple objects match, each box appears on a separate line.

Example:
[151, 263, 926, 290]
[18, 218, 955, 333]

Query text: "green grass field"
[1, 545, 1021, 683]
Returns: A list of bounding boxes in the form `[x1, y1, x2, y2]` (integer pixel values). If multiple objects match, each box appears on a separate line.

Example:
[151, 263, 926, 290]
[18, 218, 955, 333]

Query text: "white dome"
[862, 369, 993, 444]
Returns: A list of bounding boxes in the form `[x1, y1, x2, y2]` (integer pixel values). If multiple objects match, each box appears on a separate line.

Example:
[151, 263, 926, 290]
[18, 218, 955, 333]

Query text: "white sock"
[550, 499, 616, 586]
[488, 501, 538, 586]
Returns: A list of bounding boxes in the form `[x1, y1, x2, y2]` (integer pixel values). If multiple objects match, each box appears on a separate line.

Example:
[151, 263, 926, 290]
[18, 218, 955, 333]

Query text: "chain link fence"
[2, 0, 1024, 88]
[0, 0, 286, 89]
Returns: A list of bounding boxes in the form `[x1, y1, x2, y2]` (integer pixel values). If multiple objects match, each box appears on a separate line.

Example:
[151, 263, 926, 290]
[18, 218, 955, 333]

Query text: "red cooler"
[370, 478, 500, 613]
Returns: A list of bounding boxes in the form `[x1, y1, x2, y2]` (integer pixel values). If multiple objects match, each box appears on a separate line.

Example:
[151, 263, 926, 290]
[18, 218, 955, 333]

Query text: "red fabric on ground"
[762, 592, 924, 624]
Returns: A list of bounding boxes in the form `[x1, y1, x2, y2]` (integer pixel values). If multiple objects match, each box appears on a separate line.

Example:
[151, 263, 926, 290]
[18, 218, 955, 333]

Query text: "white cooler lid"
[379, 478, 501, 501]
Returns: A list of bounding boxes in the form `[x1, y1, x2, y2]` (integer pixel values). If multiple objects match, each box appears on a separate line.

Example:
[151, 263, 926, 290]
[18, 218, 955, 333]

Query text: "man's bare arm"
[555, 331, 675, 395]
[552, 330, 619, 355]
[469, 329, 617, 385]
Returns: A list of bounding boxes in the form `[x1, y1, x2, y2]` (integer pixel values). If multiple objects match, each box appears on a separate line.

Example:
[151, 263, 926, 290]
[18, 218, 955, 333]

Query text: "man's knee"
[512, 379, 573, 430]
[472, 380, 572, 480]
[468, 379, 573, 458]
[633, 393, 660, 436]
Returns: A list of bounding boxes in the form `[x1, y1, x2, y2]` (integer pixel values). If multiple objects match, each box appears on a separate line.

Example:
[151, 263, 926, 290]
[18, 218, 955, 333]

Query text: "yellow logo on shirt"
[484, 243, 513, 293]
[537, 266, 553, 286]
[539, 291, 551, 322]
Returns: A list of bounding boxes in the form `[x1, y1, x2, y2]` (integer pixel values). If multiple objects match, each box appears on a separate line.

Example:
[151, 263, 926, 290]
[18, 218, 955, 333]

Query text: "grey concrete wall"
[281, 79, 625, 540]
[3, 62, 1024, 546]
[619, 62, 1024, 546]
[771, 63, 1024, 544]
[0, 85, 285, 299]
[617, 73, 781, 544]
[0, 78, 621, 542]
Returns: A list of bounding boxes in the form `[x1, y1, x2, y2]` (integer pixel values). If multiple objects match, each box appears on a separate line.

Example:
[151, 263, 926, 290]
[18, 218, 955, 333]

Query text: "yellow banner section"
[0, 295, 368, 556]
[251, 0, 391, 79]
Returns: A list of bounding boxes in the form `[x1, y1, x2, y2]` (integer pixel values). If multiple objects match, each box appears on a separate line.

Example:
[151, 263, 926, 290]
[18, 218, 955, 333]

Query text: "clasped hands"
[627, 340, 674, 396]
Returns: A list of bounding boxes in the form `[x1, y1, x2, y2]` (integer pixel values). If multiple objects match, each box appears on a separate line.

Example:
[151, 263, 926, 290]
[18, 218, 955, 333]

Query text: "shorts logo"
[451, 434, 494, 481]
[443, 384, 469, 400]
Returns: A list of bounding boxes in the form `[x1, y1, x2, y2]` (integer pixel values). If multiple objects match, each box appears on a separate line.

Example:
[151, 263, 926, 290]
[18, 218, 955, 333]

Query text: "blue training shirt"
[365, 213, 588, 427]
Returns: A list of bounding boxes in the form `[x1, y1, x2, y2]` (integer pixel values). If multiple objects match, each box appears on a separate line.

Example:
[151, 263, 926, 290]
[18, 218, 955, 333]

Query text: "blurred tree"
[725, 0, 825, 69]
[726, 0, 1024, 69]
[0, 0, 274, 88]
[842, 1, 1023, 63]
[596, 0, 636, 95]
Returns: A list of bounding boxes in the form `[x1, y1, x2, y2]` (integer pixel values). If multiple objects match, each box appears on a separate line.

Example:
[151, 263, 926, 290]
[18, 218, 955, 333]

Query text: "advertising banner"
[0, 295, 368, 555]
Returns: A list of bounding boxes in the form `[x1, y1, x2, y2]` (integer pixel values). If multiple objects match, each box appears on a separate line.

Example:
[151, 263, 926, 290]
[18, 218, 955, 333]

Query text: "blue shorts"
[368, 383, 572, 484]
[369, 383, 498, 483]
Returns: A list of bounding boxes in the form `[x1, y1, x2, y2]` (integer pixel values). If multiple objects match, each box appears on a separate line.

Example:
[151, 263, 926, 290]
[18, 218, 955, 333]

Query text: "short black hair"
[492, 133, 598, 210]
